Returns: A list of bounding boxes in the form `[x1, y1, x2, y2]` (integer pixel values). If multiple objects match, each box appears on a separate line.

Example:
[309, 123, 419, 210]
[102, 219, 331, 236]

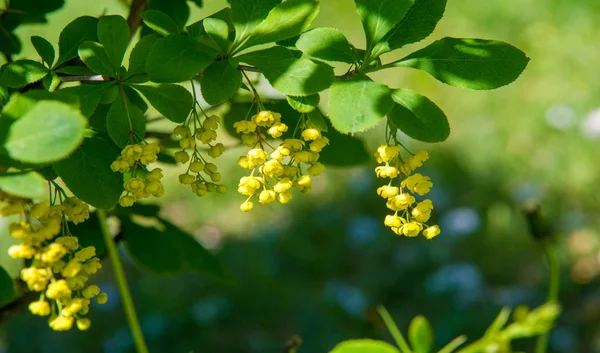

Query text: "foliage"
[0, 0, 558, 352]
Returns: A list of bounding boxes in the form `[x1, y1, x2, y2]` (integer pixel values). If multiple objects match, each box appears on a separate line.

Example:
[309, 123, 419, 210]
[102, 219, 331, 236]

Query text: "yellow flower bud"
[82, 285, 100, 299]
[29, 300, 51, 316]
[277, 191, 293, 204]
[301, 128, 321, 141]
[240, 201, 254, 212]
[307, 162, 325, 176]
[173, 125, 191, 138]
[259, 190, 276, 204]
[309, 137, 329, 152]
[76, 318, 91, 331]
[293, 151, 313, 163]
[49, 315, 74, 331]
[146, 168, 163, 181]
[179, 173, 195, 185]
[190, 161, 205, 173]
[46, 280, 72, 299]
[174, 151, 190, 164]
[400, 222, 423, 237]
[423, 225, 441, 239]
[119, 195, 136, 207]
[274, 179, 293, 193]
[208, 143, 225, 158]
[377, 185, 399, 198]
[375, 166, 399, 179]
[233, 120, 257, 134]
[96, 292, 108, 304]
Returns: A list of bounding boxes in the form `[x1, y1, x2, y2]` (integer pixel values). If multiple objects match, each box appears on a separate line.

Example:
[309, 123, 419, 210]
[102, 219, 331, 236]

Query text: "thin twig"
[59, 75, 105, 82]
[126, 0, 148, 38]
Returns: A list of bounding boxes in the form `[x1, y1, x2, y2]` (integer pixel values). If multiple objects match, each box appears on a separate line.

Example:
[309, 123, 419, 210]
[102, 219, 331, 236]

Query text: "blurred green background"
[2, 0, 600, 352]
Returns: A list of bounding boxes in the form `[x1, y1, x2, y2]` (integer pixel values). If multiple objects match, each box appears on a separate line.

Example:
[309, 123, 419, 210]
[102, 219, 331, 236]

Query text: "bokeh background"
[1, 0, 600, 352]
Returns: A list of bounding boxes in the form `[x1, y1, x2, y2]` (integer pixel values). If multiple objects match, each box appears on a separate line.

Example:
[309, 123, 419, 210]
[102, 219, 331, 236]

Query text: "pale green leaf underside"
[354, 0, 414, 49]
[133, 83, 193, 123]
[0, 172, 47, 199]
[5, 101, 87, 164]
[296, 27, 355, 63]
[141, 10, 181, 36]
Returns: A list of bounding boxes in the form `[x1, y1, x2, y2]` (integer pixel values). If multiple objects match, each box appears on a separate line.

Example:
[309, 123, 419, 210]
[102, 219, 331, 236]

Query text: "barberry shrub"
[0, 0, 557, 352]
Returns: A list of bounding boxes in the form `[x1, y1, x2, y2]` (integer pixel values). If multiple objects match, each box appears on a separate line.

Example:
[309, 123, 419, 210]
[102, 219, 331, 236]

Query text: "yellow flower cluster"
[173, 113, 227, 197]
[110, 143, 164, 207]
[1, 194, 107, 331]
[234, 110, 328, 211]
[374, 145, 441, 239]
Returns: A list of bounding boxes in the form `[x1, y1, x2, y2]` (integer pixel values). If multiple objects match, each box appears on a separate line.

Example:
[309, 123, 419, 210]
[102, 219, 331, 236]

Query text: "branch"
[126, 0, 148, 38]
[59, 74, 106, 82]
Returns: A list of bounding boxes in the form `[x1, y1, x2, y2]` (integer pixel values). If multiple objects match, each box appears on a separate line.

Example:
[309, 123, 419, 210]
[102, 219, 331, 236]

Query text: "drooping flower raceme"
[1, 191, 107, 331]
[375, 146, 441, 239]
[172, 108, 227, 197]
[235, 110, 328, 211]
[110, 143, 164, 207]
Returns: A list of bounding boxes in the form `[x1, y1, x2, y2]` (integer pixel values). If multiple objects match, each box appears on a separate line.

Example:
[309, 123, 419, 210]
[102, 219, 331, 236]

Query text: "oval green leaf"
[237, 46, 334, 96]
[328, 75, 393, 134]
[408, 316, 434, 353]
[296, 27, 356, 63]
[0, 60, 49, 88]
[53, 135, 123, 209]
[146, 34, 217, 83]
[57, 16, 99, 66]
[5, 101, 87, 164]
[31, 36, 55, 67]
[287, 94, 320, 113]
[98, 15, 130, 70]
[141, 10, 181, 36]
[78, 41, 116, 78]
[395, 37, 530, 90]
[0, 171, 46, 199]
[200, 60, 242, 105]
[388, 88, 449, 143]
[354, 0, 415, 50]
[133, 83, 193, 123]
[329, 339, 401, 353]
[106, 96, 146, 148]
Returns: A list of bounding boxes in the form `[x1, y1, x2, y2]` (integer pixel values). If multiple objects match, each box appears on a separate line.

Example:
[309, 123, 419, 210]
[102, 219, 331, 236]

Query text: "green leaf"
[0, 60, 49, 88]
[0, 266, 15, 306]
[243, 0, 319, 49]
[78, 41, 116, 78]
[375, 0, 447, 55]
[354, 0, 415, 50]
[408, 316, 434, 353]
[438, 336, 467, 353]
[37, 166, 58, 181]
[237, 46, 334, 96]
[60, 83, 111, 117]
[388, 88, 449, 143]
[200, 60, 242, 105]
[42, 72, 60, 91]
[161, 220, 227, 280]
[142, 0, 189, 35]
[395, 37, 530, 90]
[329, 339, 401, 353]
[106, 95, 146, 147]
[5, 101, 87, 164]
[296, 28, 356, 63]
[31, 36, 56, 67]
[122, 220, 184, 276]
[146, 34, 216, 83]
[123, 85, 148, 113]
[126, 34, 160, 81]
[203, 17, 230, 52]
[231, 0, 281, 48]
[53, 135, 122, 209]
[69, 214, 106, 257]
[287, 94, 319, 113]
[57, 16, 99, 66]
[141, 10, 180, 36]
[1, 90, 79, 121]
[328, 75, 393, 133]
[98, 15, 130, 71]
[0, 172, 46, 199]
[133, 84, 193, 123]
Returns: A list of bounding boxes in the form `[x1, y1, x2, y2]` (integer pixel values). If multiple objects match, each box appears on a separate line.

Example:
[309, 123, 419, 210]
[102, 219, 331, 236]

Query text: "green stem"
[97, 210, 149, 353]
[376, 306, 412, 353]
[535, 243, 560, 353]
